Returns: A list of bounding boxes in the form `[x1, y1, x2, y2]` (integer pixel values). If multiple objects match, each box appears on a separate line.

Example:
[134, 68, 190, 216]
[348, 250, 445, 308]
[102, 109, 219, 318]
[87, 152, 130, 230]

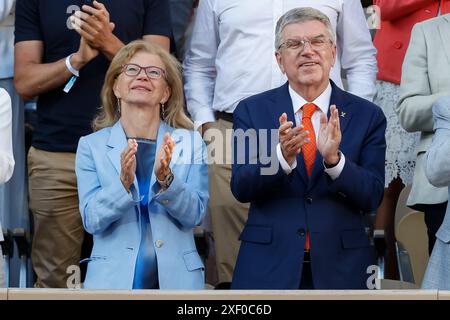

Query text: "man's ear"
[331, 43, 337, 67]
[275, 51, 285, 74]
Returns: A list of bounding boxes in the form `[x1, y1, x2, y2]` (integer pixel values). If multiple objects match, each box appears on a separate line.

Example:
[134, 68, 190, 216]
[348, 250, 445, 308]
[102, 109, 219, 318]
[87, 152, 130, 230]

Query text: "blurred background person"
[76, 41, 208, 289]
[422, 96, 450, 290]
[169, 0, 197, 60]
[14, 0, 172, 288]
[1, 0, 29, 287]
[183, 0, 377, 288]
[396, 12, 450, 255]
[372, 0, 450, 279]
[0, 88, 15, 287]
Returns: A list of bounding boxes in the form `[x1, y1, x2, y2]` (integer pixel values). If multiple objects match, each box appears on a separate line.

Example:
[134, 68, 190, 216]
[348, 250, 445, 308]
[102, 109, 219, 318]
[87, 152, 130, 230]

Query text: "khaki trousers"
[206, 119, 250, 284]
[28, 147, 84, 288]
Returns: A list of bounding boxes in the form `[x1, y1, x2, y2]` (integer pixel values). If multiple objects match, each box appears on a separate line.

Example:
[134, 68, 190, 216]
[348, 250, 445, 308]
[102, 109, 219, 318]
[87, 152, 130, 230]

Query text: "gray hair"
[275, 7, 336, 50]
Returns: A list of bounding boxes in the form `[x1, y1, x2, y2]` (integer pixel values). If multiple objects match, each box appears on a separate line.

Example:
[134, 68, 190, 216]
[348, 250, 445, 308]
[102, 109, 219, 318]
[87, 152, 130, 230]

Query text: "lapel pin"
[340, 112, 346, 118]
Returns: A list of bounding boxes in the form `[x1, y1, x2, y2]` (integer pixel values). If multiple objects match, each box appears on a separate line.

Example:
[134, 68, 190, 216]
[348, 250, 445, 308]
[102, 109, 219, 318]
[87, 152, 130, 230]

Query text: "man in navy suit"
[230, 7, 386, 289]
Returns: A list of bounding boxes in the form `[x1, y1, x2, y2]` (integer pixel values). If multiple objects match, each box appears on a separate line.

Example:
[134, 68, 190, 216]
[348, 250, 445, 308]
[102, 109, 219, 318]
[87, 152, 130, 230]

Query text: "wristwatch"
[157, 169, 174, 190]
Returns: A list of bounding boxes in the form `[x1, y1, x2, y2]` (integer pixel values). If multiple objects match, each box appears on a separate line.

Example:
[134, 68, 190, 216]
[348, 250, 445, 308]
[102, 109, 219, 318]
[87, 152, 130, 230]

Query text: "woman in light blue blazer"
[75, 40, 208, 289]
[422, 96, 450, 289]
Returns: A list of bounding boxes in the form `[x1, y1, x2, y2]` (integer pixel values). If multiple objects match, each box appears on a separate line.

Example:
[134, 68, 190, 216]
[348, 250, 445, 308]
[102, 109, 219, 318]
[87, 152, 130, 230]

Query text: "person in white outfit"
[0, 1, 28, 277]
[0, 88, 15, 287]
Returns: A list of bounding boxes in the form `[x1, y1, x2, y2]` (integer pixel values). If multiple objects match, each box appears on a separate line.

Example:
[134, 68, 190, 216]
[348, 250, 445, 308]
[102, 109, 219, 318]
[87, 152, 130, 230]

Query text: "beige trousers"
[206, 119, 250, 284]
[28, 147, 84, 288]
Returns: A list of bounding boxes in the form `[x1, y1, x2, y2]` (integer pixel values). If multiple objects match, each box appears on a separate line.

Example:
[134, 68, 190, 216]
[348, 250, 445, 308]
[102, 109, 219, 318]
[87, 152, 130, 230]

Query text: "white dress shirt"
[0, 88, 15, 241]
[276, 83, 345, 179]
[183, 0, 377, 129]
[0, 88, 14, 184]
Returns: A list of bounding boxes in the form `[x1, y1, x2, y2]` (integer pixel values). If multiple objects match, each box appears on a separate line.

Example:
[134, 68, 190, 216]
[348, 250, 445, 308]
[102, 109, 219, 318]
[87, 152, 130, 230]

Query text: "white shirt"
[183, 0, 377, 129]
[276, 83, 345, 179]
[0, 88, 15, 241]
[0, 0, 15, 79]
[0, 88, 14, 184]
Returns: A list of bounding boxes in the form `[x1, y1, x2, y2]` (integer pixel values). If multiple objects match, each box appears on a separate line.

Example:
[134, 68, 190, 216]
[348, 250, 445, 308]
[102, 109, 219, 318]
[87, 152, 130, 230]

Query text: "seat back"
[395, 211, 429, 286]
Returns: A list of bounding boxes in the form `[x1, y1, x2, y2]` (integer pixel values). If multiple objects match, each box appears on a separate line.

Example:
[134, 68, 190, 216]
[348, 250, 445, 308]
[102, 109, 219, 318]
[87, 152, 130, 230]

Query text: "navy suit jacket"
[230, 81, 386, 289]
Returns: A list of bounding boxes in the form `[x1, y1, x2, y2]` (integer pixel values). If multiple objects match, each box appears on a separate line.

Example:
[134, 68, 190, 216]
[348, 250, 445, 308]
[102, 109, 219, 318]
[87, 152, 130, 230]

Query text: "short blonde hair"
[93, 40, 193, 131]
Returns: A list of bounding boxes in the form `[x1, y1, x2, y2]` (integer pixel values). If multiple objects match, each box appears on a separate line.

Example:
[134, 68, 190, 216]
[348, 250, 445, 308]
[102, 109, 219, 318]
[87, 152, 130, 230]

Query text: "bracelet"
[63, 54, 79, 93]
[157, 169, 174, 190]
[65, 54, 79, 77]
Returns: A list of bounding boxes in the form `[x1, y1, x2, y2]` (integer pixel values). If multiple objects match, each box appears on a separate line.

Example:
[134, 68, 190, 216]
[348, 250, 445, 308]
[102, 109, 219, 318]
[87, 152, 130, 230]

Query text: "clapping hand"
[278, 112, 310, 166]
[70, 1, 120, 59]
[317, 105, 342, 166]
[120, 139, 138, 192]
[155, 133, 175, 182]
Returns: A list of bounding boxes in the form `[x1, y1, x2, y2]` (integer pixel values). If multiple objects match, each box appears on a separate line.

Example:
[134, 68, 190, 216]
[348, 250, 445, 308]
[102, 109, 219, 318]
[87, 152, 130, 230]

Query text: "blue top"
[132, 138, 158, 289]
[14, 0, 172, 152]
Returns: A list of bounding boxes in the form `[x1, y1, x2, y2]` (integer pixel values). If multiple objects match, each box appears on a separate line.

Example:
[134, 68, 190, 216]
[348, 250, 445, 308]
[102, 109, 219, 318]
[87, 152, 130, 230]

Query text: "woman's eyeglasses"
[121, 63, 166, 79]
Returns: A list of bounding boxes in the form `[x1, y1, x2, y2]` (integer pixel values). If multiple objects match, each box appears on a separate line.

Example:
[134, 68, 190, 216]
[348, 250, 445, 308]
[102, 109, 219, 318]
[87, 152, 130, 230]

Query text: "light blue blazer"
[422, 96, 450, 289]
[75, 120, 208, 289]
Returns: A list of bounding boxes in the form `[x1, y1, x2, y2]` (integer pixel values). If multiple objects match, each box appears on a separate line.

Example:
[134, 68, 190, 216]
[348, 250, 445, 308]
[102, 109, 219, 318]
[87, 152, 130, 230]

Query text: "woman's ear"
[113, 78, 120, 98]
[161, 85, 171, 105]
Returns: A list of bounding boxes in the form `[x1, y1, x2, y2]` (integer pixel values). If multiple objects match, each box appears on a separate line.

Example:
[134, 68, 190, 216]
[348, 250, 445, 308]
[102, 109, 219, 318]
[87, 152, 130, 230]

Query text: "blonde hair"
[93, 40, 193, 131]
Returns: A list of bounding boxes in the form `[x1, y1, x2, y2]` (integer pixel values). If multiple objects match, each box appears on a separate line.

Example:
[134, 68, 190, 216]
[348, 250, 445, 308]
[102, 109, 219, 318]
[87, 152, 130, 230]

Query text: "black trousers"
[299, 251, 314, 289]
[423, 202, 448, 254]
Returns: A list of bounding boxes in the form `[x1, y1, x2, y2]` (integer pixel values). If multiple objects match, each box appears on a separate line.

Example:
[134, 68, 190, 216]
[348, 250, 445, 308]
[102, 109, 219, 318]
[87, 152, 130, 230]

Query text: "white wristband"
[65, 54, 79, 77]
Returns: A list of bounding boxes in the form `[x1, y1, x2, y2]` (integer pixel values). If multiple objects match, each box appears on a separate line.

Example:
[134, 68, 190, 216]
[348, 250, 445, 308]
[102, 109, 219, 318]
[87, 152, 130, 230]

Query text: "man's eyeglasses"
[121, 63, 166, 79]
[278, 36, 332, 51]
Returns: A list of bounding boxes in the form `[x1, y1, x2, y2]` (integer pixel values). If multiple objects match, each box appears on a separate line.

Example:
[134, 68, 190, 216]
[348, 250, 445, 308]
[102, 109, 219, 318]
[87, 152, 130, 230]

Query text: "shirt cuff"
[276, 143, 297, 175]
[191, 107, 216, 130]
[323, 152, 346, 180]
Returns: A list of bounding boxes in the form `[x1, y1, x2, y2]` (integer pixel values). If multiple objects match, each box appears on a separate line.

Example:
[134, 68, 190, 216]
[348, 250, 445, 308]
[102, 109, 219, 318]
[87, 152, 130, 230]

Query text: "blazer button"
[306, 197, 313, 204]
[155, 240, 164, 248]
[393, 41, 403, 49]
[297, 228, 306, 237]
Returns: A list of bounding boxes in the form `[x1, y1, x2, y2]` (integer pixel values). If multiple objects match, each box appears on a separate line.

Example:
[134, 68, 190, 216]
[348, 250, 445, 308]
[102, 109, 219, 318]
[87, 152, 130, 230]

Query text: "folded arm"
[396, 23, 449, 133]
[425, 98, 450, 187]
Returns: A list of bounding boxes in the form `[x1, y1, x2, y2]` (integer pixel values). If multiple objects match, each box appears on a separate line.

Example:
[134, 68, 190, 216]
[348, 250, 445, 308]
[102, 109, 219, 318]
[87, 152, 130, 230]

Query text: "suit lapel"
[307, 82, 352, 190]
[329, 81, 352, 136]
[106, 121, 139, 193]
[438, 15, 450, 67]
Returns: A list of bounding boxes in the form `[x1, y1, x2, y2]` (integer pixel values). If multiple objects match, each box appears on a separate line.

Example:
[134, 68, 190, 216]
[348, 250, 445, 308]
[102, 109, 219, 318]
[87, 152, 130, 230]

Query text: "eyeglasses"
[278, 36, 332, 51]
[121, 63, 166, 79]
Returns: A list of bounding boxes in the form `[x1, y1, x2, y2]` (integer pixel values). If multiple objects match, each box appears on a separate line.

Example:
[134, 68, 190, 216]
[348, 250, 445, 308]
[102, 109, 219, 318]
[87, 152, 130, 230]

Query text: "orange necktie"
[301, 103, 317, 251]
[301, 103, 317, 177]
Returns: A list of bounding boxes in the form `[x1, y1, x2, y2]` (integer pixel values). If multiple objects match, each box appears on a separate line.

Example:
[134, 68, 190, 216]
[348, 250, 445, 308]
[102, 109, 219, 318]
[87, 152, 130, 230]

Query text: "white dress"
[374, 80, 420, 187]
